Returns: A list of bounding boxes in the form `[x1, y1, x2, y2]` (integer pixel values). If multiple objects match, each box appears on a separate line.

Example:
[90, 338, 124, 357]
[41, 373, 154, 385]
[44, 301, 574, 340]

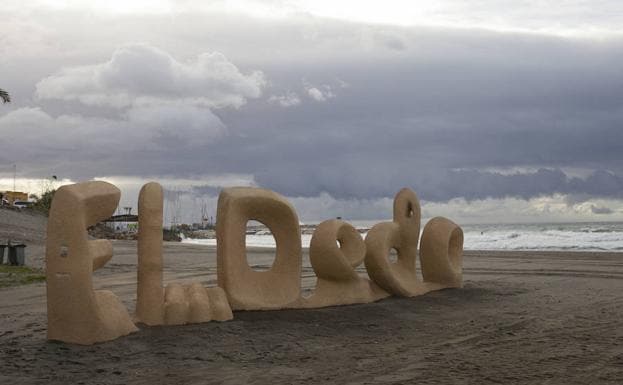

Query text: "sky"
[1, 0, 623, 225]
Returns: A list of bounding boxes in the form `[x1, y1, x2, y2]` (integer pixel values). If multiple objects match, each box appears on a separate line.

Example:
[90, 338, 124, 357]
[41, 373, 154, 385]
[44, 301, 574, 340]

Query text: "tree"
[33, 189, 56, 215]
[0, 88, 10, 104]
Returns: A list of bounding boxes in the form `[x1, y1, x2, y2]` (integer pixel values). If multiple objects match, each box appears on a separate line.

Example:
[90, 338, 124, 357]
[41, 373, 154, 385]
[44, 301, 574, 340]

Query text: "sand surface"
[0, 239, 622, 384]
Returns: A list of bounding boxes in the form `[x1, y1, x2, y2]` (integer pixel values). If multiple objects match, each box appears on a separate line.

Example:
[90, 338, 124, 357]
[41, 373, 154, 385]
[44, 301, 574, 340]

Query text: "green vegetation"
[31, 189, 56, 215]
[0, 265, 46, 287]
[163, 228, 182, 242]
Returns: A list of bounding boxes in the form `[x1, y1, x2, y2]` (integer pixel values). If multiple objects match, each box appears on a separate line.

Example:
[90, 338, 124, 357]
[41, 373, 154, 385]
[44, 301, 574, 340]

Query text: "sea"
[182, 221, 623, 252]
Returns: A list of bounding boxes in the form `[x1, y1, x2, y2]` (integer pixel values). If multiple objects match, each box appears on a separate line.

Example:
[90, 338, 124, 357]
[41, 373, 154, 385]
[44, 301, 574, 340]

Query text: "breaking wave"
[183, 222, 623, 252]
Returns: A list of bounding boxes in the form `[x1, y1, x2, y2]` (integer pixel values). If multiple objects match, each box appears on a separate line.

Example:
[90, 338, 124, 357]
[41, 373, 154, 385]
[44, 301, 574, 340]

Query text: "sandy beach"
[3, 1, 623, 383]
[1, 238, 622, 384]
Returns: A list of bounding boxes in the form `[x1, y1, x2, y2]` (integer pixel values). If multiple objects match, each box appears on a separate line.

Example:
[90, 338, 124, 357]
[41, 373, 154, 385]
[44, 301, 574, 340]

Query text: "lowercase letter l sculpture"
[135, 182, 165, 325]
[135, 182, 233, 326]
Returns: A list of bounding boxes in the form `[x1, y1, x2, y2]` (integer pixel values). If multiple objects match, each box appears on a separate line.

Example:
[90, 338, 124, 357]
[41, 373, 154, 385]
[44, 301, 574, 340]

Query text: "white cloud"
[336, 79, 350, 89]
[421, 194, 623, 224]
[35, 44, 266, 109]
[268, 91, 301, 107]
[9, 1, 623, 36]
[305, 83, 335, 102]
[257, 0, 623, 36]
[0, 177, 75, 197]
[307, 87, 325, 102]
[146, 189, 623, 225]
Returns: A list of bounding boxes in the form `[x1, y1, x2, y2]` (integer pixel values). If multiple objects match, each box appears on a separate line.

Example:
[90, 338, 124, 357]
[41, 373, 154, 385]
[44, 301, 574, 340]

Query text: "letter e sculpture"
[46, 181, 138, 345]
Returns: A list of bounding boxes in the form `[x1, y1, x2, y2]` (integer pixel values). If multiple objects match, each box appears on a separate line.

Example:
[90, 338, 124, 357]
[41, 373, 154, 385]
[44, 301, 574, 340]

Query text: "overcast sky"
[1, 1, 623, 224]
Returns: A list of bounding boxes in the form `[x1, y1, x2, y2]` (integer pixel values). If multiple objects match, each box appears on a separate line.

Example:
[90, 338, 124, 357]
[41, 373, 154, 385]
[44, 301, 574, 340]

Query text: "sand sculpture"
[216, 187, 464, 309]
[216, 187, 302, 310]
[135, 182, 164, 325]
[46, 181, 463, 344]
[304, 219, 389, 307]
[420, 217, 464, 288]
[135, 182, 233, 326]
[364, 188, 425, 296]
[46, 182, 138, 344]
[363, 188, 463, 296]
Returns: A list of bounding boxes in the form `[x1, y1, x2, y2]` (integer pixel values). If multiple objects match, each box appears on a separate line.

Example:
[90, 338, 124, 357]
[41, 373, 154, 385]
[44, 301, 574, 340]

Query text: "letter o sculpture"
[216, 187, 302, 310]
[364, 188, 426, 297]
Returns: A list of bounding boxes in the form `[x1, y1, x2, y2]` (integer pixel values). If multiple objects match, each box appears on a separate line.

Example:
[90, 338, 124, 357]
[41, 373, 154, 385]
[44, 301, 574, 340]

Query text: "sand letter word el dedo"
[45, 181, 463, 344]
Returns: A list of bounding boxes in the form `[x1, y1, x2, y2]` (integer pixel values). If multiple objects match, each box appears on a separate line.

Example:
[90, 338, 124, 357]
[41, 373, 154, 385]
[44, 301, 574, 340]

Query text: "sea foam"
[182, 222, 623, 251]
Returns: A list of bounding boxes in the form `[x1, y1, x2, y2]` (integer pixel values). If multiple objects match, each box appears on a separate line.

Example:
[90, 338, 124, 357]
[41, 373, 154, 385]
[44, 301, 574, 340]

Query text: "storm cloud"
[1, 2, 623, 222]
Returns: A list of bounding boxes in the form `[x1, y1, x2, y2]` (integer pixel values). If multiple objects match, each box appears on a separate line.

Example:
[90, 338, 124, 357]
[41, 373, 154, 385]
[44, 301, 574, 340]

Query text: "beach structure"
[420, 217, 464, 288]
[216, 187, 303, 310]
[304, 219, 389, 307]
[1, 190, 28, 205]
[364, 188, 427, 296]
[101, 213, 138, 233]
[45, 181, 463, 344]
[135, 182, 233, 326]
[365, 188, 463, 296]
[45, 182, 138, 344]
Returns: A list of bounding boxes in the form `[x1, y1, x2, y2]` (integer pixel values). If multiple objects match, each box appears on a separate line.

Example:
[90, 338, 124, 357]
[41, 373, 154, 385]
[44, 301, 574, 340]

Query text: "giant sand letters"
[46, 181, 463, 344]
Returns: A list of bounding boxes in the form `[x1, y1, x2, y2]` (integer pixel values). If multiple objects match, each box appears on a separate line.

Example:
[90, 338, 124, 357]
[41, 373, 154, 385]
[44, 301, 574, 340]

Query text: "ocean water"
[182, 222, 623, 252]
[461, 222, 623, 251]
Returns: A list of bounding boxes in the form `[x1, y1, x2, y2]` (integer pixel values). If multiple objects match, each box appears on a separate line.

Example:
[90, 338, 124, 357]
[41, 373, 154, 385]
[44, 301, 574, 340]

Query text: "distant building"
[1, 191, 28, 205]
[102, 214, 139, 233]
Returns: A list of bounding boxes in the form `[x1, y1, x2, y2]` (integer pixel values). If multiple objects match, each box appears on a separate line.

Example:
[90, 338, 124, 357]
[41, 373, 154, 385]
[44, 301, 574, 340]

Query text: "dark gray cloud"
[1, 10, 623, 209]
[591, 205, 614, 214]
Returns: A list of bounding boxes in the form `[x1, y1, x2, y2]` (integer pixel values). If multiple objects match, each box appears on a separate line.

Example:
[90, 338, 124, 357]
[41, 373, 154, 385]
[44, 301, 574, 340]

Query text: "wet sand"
[1, 241, 622, 384]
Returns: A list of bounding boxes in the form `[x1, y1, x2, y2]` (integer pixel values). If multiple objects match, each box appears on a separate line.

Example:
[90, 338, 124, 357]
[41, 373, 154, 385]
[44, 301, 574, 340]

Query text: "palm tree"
[0, 88, 10, 103]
